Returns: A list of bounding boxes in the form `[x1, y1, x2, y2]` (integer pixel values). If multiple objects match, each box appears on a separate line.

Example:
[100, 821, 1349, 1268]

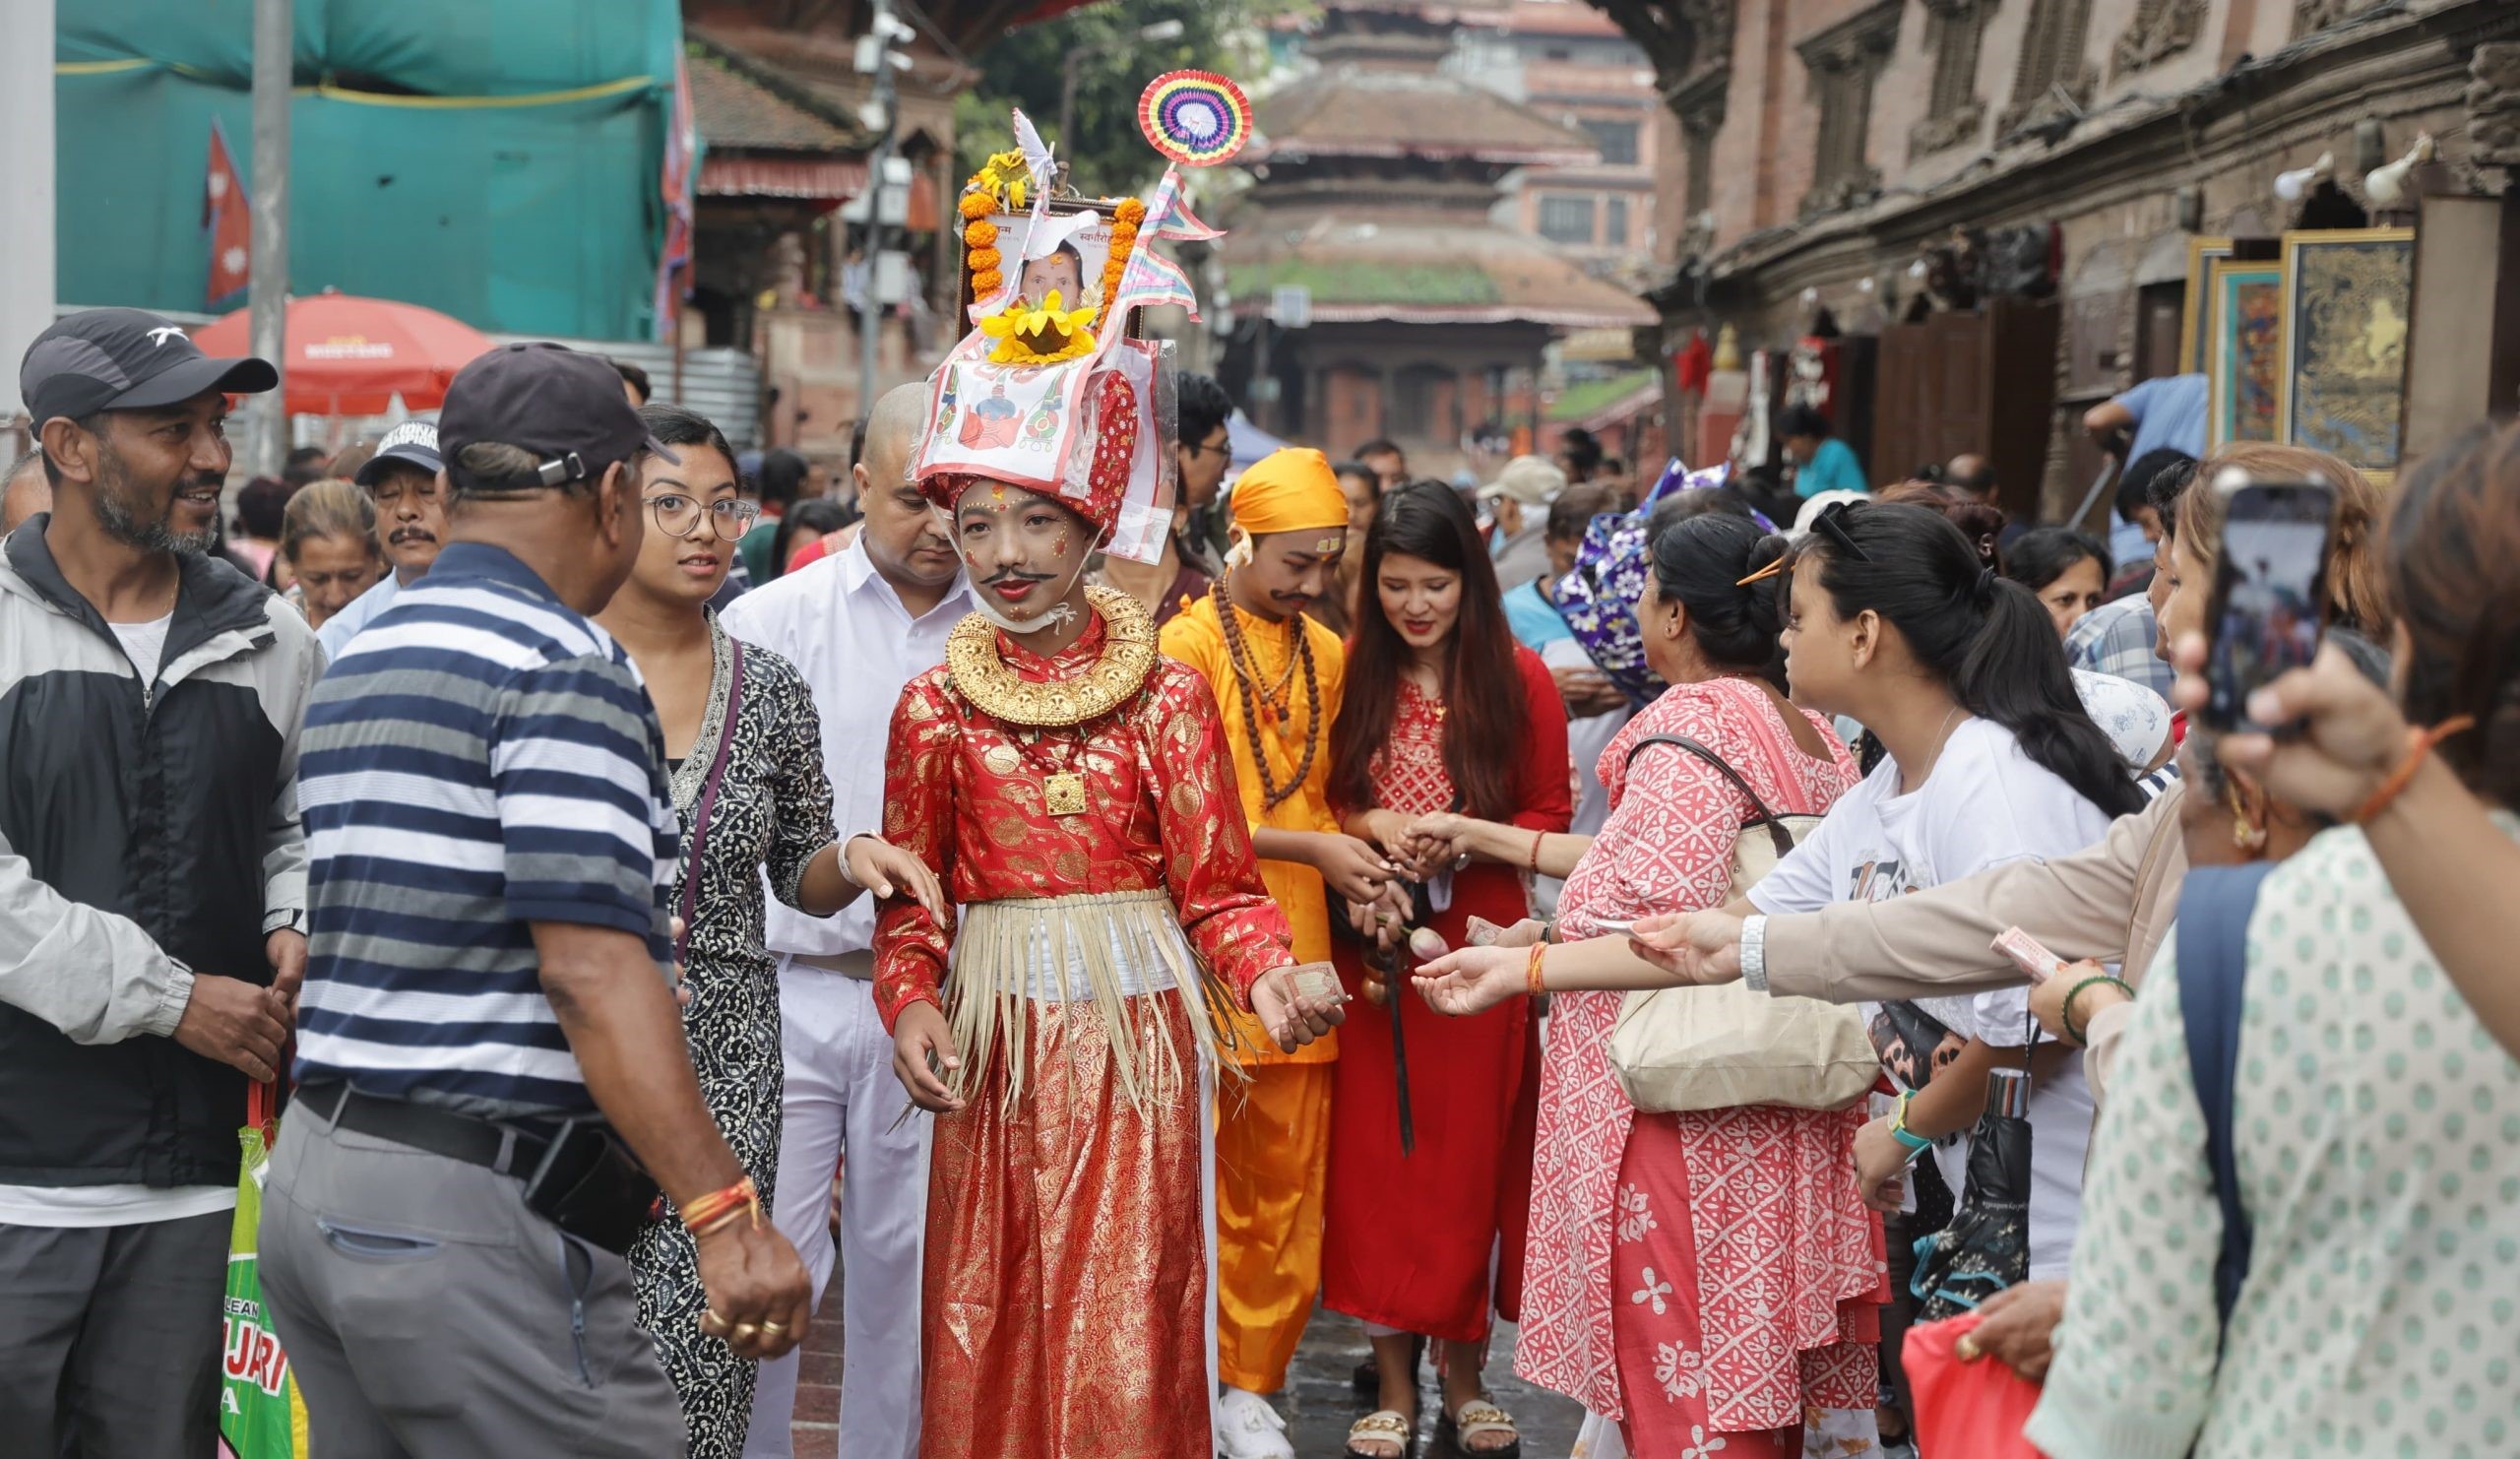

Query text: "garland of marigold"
[959, 190, 1003, 300]
[1099, 198, 1147, 306]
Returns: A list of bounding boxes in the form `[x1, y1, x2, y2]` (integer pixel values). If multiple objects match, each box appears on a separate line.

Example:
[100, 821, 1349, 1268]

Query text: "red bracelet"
[1525, 942, 1547, 998]
[680, 1176, 762, 1237]
[2350, 716, 2474, 824]
[1527, 831, 1544, 874]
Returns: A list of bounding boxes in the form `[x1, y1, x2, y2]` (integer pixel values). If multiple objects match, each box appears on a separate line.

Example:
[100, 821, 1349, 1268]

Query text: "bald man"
[2, 450, 52, 534]
[722, 382, 973, 1459]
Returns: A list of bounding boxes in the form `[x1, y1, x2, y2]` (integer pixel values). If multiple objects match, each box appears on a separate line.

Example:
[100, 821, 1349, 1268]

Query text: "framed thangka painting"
[2206, 258, 2284, 448]
[2276, 228, 2415, 481]
[2178, 235, 2234, 377]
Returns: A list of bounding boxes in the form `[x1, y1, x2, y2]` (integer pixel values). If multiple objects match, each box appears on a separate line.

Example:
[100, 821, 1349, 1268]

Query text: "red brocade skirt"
[918, 986, 1213, 1459]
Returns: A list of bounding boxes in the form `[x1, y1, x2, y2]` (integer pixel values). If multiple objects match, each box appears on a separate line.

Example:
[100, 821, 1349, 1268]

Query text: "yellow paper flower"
[978, 289, 1100, 364]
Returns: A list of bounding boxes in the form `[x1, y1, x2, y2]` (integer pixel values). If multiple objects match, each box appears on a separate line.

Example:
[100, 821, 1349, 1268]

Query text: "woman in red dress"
[1415, 514, 1884, 1458]
[1323, 481, 1573, 1459]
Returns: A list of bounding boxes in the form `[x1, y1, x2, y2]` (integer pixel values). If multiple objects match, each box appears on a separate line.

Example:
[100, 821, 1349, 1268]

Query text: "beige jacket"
[1762, 782, 2188, 1097]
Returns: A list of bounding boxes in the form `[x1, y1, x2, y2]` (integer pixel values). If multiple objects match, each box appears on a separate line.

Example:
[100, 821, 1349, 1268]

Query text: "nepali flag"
[203, 119, 250, 310]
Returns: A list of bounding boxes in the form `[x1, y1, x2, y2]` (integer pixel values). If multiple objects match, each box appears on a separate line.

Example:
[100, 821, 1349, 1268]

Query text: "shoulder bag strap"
[676, 640, 748, 964]
[2175, 859, 2277, 1350]
[1623, 731, 1795, 859]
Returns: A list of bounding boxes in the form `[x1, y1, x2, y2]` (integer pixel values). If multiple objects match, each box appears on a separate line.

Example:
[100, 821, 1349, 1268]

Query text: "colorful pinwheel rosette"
[1138, 70, 1254, 167]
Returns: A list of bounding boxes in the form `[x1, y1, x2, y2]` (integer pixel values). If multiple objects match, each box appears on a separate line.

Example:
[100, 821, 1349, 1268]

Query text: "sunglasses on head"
[1734, 499, 1874, 587]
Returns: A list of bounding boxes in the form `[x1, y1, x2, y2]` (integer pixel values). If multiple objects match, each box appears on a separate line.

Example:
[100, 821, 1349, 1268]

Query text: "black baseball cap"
[19, 308, 278, 428]
[436, 343, 675, 492]
[353, 420, 442, 486]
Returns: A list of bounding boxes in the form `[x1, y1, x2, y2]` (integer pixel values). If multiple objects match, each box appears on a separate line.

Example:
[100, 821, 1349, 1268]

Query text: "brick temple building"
[1596, 0, 2517, 519]
[1216, 0, 1655, 473]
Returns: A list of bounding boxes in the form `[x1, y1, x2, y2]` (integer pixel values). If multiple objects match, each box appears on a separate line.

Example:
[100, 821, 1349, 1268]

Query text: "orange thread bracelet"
[2349, 716, 2474, 824]
[1525, 943, 1547, 998]
[1527, 831, 1544, 874]
[680, 1176, 762, 1237]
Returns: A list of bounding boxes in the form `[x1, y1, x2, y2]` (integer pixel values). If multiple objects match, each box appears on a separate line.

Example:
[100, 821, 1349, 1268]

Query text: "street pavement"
[789, 1257, 1587, 1455]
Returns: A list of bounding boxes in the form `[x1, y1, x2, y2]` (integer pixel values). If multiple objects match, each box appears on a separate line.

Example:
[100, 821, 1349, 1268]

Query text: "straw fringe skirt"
[919, 890, 1225, 1459]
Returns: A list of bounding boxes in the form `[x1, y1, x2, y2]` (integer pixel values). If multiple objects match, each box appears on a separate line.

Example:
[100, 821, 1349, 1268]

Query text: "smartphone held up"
[2200, 471, 2337, 735]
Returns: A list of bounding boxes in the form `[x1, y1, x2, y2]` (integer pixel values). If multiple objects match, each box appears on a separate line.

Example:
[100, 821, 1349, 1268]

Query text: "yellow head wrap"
[1228, 447, 1351, 539]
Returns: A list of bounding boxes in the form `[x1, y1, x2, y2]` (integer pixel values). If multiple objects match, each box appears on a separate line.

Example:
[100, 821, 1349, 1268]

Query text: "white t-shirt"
[108, 612, 172, 682]
[0, 612, 238, 1229]
[1750, 716, 2118, 1281]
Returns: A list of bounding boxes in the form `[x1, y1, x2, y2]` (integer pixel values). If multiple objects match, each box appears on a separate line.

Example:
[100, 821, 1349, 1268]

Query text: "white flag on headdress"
[1011, 108, 1057, 195]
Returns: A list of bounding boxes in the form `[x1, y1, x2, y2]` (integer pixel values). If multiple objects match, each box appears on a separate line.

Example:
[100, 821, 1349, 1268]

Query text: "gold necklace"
[947, 585, 1159, 734]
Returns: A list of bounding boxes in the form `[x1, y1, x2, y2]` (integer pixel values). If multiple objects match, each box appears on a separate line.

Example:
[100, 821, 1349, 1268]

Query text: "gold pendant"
[1043, 771, 1089, 817]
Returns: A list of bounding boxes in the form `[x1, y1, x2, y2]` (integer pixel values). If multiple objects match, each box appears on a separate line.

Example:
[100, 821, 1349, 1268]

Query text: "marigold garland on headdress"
[1099, 198, 1148, 310]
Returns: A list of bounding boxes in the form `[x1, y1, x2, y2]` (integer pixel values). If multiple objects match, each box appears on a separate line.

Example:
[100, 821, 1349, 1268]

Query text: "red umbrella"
[190, 289, 495, 415]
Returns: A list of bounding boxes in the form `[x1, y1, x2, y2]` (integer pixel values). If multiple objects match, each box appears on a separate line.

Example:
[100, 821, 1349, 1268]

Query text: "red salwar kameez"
[1322, 648, 1572, 1342]
[875, 605, 1292, 1459]
[1514, 677, 1885, 1459]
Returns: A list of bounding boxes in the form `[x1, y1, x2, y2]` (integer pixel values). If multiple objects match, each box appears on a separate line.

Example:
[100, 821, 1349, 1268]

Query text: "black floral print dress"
[629, 616, 839, 1459]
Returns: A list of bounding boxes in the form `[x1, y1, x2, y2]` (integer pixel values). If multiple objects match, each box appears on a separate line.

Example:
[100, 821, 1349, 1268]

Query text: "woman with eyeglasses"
[601, 404, 943, 1457]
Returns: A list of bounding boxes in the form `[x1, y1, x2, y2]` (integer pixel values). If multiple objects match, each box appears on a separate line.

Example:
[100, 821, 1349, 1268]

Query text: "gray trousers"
[0, 1207, 229, 1458]
[259, 1095, 685, 1458]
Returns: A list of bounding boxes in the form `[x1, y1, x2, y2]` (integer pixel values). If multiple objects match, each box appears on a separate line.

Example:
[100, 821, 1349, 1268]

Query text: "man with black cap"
[314, 418, 446, 660]
[262, 342, 810, 1454]
[0, 308, 320, 1456]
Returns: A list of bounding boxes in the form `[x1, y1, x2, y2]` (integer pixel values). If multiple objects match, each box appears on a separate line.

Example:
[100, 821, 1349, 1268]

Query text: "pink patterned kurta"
[1515, 676, 1882, 1453]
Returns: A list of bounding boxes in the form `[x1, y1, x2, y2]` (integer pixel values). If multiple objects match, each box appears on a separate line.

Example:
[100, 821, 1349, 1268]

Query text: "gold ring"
[760, 1320, 788, 1336]
[699, 1308, 731, 1335]
[730, 1322, 760, 1343]
[1955, 1332, 1984, 1363]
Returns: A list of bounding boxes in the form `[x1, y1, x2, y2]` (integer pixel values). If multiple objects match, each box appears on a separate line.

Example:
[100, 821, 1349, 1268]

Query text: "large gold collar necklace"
[946, 585, 1158, 728]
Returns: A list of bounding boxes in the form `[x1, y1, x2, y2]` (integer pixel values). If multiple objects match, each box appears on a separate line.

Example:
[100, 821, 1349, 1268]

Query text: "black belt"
[298, 1081, 558, 1179]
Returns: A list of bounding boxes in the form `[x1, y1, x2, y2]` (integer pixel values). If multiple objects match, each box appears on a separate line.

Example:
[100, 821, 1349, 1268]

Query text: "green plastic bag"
[220, 1083, 308, 1459]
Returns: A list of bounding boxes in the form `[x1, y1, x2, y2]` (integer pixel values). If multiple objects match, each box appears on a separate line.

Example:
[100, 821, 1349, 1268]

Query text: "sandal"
[1345, 1410, 1415, 1459]
[1437, 1397, 1521, 1459]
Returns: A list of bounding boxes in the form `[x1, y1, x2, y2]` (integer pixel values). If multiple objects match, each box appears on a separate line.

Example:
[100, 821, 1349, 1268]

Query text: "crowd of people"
[3, 286, 2515, 1459]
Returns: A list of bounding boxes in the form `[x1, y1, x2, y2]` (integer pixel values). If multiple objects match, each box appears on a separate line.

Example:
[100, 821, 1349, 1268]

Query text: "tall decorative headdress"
[914, 83, 1242, 564]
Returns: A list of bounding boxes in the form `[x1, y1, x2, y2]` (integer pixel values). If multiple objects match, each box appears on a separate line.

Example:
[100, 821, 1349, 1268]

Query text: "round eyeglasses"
[648, 493, 763, 542]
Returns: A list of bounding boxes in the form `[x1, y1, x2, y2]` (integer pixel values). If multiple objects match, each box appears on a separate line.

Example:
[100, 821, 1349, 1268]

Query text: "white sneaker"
[1216, 1385, 1295, 1459]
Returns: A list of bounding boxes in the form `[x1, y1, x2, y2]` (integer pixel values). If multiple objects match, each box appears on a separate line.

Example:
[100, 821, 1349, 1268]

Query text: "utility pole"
[853, 0, 914, 440]
[245, 0, 292, 479]
[0, 0, 55, 436]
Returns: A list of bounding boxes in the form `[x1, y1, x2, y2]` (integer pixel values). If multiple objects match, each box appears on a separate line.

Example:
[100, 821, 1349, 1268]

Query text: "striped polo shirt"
[293, 543, 679, 1118]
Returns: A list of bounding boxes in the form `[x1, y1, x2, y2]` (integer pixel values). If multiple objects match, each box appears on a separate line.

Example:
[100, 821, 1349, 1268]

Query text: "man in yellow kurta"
[1160, 448, 1397, 1457]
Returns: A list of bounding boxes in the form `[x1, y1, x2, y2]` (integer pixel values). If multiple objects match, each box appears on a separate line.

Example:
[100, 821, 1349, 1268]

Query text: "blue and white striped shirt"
[293, 543, 679, 1118]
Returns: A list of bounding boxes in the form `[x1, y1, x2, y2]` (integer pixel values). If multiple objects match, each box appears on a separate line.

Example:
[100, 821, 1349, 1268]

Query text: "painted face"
[631, 445, 751, 604]
[2037, 554, 2107, 640]
[83, 392, 231, 556]
[1240, 527, 1347, 620]
[1779, 552, 1859, 717]
[1375, 551, 1462, 652]
[367, 462, 450, 580]
[955, 480, 1091, 624]
[288, 531, 385, 628]
[1020, 251, 1084, 306]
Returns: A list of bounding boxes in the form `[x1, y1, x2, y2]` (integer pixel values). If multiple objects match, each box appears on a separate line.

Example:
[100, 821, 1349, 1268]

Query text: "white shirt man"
[723, 386, 972, 1459]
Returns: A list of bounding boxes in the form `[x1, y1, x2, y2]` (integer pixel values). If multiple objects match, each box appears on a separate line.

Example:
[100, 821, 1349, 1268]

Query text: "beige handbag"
[1604, 733, 1879, 1113]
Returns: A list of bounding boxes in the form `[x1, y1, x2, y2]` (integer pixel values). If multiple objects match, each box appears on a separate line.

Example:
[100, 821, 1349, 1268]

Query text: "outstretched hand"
[846, 835, 948, 921]
[1253, 963, 1348, 1051]
[1412, 944, 1529, 1017]
[1626, 910, 1745, 983]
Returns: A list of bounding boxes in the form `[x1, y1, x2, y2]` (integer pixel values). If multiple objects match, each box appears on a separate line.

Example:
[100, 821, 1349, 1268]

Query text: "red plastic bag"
[1902, 1312, 2048, 1459]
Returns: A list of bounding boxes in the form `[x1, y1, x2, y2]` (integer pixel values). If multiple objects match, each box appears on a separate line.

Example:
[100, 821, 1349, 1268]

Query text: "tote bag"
[1604, 732, 1878, 1113]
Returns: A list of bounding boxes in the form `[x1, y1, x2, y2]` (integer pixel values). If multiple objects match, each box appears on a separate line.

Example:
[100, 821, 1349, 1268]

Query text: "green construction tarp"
[56, 1, 683, 341]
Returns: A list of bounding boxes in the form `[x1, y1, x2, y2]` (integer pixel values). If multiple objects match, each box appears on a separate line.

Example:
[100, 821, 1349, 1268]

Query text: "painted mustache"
[982, 569, 1055, 588]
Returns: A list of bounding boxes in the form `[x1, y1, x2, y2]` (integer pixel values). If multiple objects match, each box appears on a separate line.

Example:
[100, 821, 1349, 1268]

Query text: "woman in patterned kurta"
[604, 406, 941, 1458]
[1320, 482, 1572, 1456]
[1418, 515, 1882, 1459]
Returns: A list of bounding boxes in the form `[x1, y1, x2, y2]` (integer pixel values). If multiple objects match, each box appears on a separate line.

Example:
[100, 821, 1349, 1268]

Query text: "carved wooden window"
[1670, 67, 1729, 223]
[2001, 0, 2096, 136]
[1911, 0, 1993, 157]
[1683, 125, 1715, 216]
[1796, 2, 1901, 217]
[1539, 195, 1599, 245]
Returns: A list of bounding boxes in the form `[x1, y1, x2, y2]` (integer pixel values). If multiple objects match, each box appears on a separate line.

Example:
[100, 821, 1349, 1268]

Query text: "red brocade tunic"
[1321, 648, 1572, 1343]
[874, 608, 1291, 1459]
